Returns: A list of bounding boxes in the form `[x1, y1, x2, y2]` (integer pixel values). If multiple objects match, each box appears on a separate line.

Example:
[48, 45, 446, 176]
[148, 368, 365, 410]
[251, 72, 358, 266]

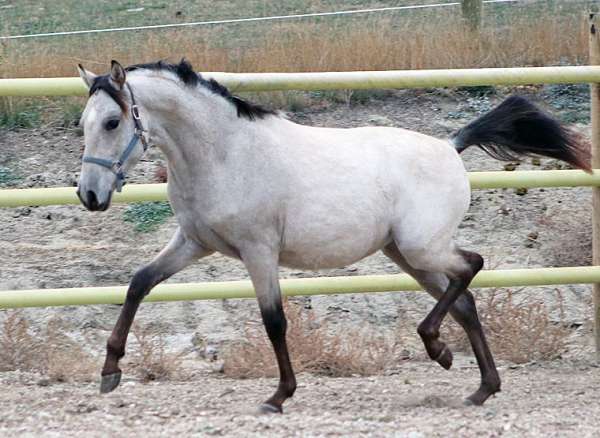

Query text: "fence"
[0, 14, 599, 358]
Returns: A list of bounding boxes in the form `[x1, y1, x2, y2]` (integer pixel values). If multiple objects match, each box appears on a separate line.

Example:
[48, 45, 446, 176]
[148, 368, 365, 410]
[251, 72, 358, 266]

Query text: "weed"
[0, 312, 97, 382]
[0, 312, 39, 372]
[128, 323, 187, 382]
[222, 302, 403, 378]
[348, 89, 392, 105]
[0, 166, 21, 186]
[443, 289, 570, 364]
[59, 101, 84, 128]
[457, 85, 496, 97]
[123, 201, 173, 232]
[0, 98, 42, 130]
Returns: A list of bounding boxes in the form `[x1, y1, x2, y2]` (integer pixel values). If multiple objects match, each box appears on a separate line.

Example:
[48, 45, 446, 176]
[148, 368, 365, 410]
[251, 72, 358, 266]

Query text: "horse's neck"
[135, 77, 238, 180]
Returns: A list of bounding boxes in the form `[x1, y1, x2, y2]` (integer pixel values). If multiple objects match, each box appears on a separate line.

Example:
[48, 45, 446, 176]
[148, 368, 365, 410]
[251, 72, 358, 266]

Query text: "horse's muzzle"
[77, 188, 111, 212]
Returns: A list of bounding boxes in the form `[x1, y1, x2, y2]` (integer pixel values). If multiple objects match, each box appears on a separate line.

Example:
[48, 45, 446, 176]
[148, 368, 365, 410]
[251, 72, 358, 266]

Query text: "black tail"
[451, 95, 591, 172]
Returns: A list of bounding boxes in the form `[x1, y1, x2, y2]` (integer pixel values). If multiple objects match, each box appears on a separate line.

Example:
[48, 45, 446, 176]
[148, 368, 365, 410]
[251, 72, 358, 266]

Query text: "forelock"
[89, 75, 128, 113]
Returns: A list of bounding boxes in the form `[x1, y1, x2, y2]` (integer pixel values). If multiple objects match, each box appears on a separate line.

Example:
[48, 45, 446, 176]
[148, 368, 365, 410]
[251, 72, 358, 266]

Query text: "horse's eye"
[105, 119, 120, 131]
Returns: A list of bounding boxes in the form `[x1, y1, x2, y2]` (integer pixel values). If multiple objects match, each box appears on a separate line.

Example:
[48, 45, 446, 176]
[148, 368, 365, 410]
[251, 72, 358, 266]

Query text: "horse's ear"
[109, 60, 126, 90]
[77, 64, 97, 90]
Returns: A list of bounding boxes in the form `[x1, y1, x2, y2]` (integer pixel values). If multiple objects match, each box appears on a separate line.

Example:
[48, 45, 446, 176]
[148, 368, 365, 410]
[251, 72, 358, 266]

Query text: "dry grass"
[0, 311, 97, 381]
[222, 301, 404, 378]
[127, 323, 187, 382]
[444, 288, 570, 364]
[0, 11, 587, 79]
[0, 9, 588, 128]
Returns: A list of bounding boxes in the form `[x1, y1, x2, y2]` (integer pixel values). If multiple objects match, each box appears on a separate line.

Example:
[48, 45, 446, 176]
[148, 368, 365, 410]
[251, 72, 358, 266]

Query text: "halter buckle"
[131, 104, 141, 121]
[111, 160, 123, 172]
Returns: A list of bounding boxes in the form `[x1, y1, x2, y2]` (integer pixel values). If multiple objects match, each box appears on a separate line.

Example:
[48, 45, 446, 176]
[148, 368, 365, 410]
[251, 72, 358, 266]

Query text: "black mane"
[92, 59, 275, 121]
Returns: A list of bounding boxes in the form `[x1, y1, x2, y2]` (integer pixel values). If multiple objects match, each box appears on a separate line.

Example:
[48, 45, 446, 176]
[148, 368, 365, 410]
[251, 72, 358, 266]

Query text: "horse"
[75, 59, 589, 413]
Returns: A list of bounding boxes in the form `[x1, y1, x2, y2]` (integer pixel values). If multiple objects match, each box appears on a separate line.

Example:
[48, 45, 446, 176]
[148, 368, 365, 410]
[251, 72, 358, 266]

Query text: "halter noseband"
[82, 82, 149, 192]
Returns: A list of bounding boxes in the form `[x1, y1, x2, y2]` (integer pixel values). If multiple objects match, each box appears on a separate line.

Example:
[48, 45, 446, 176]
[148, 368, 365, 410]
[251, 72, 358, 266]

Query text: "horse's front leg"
[241, 244, 296, 414]
[100, 228, 211, 393]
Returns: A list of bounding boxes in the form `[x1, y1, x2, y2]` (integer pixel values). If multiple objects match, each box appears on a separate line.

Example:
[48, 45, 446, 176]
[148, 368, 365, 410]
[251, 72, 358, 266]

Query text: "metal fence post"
[590, 12, 600, 362]
[461, 0, 482, 31]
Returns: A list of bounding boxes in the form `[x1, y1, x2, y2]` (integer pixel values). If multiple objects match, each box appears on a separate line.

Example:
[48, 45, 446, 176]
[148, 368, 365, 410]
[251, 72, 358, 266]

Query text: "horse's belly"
[278, 214, 391, 269]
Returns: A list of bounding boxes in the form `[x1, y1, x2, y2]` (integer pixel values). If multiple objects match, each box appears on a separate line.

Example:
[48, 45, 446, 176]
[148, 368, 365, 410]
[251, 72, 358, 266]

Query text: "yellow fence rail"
[1, 170, 598, 208]
[1, 66, 600, 96]
[0, 267, 597, 309]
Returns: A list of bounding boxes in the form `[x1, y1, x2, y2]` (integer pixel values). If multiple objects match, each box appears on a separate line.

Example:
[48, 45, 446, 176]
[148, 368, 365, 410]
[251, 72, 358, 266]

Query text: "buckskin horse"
[76, 60, 589, 413]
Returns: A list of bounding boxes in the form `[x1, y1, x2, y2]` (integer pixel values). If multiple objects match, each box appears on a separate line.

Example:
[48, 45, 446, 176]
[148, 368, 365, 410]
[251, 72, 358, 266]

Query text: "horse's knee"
[127, 266, 160, 300]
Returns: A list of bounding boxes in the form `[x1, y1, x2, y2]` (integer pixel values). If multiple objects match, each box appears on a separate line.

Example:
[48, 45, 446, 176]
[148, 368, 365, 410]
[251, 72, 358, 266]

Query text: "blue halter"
[82, 83, 148, 192]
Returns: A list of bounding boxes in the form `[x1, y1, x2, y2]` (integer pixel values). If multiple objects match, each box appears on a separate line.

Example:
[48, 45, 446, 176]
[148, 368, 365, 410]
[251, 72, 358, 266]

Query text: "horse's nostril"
[87, 190, 99, 210]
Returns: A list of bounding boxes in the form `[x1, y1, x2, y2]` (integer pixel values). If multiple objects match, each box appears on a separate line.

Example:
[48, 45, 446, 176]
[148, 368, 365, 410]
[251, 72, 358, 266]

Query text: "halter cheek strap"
[82, 83, 148, 192]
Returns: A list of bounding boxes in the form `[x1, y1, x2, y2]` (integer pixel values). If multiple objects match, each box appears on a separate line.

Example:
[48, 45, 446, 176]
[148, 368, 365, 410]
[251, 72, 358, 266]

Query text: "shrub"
[222, 301, 404, 378]
[127, 323, 187, 382]
[443, 288, 569, 363]
[0, 312, 96, 382]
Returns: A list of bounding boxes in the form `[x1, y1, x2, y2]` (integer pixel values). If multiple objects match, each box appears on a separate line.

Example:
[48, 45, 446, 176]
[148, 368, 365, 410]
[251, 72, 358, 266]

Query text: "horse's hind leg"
[451, 291, 501, 405]
[383, 243, 500, 405]
[415, 247, 483, 371]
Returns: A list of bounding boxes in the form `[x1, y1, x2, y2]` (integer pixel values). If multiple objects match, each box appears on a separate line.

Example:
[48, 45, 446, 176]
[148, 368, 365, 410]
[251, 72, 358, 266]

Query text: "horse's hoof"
[464, 396, 486, 406]
[463, 398, 475, 406]
[465, 390, 491, 406]
[100, 372, 122, 394]
[257, 403, 282, 414]
[436, 345, 453, 370]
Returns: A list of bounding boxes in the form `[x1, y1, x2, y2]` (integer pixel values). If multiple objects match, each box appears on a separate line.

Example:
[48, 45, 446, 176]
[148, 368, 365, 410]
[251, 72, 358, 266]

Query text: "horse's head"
[76, 61, 148, 211]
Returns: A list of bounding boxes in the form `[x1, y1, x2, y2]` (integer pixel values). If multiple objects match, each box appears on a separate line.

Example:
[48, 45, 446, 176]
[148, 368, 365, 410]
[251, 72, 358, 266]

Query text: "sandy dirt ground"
[0, 358, 599, 437]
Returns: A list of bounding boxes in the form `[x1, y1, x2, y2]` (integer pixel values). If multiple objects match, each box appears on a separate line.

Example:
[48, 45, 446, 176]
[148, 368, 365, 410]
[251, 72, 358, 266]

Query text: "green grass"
[0, 97, 85, 131]
[58, 101, 84, 128]
[123, 202, 173, 233]
[0, 166, 21, 187]
[0, 0, 440, 36]
[0, 100, 42, 130]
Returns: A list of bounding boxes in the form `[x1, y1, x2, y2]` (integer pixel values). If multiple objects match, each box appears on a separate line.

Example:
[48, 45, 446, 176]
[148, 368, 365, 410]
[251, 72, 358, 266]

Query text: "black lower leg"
[259, 301, 297, 413]
[417, 250, 483, 370]
[101, 266, 163, 393]
[451, 291, 501, 405]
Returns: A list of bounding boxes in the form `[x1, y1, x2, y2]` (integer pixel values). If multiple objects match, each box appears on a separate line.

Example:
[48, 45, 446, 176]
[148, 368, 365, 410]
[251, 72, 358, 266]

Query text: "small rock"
[37, 379, 51, 387]
[515, 187, 528, 196]
[367, 115, 392, 126]
[527, 231, 539, 240]
[498, 205, 511, 215]
[12, 207, 31, 218]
